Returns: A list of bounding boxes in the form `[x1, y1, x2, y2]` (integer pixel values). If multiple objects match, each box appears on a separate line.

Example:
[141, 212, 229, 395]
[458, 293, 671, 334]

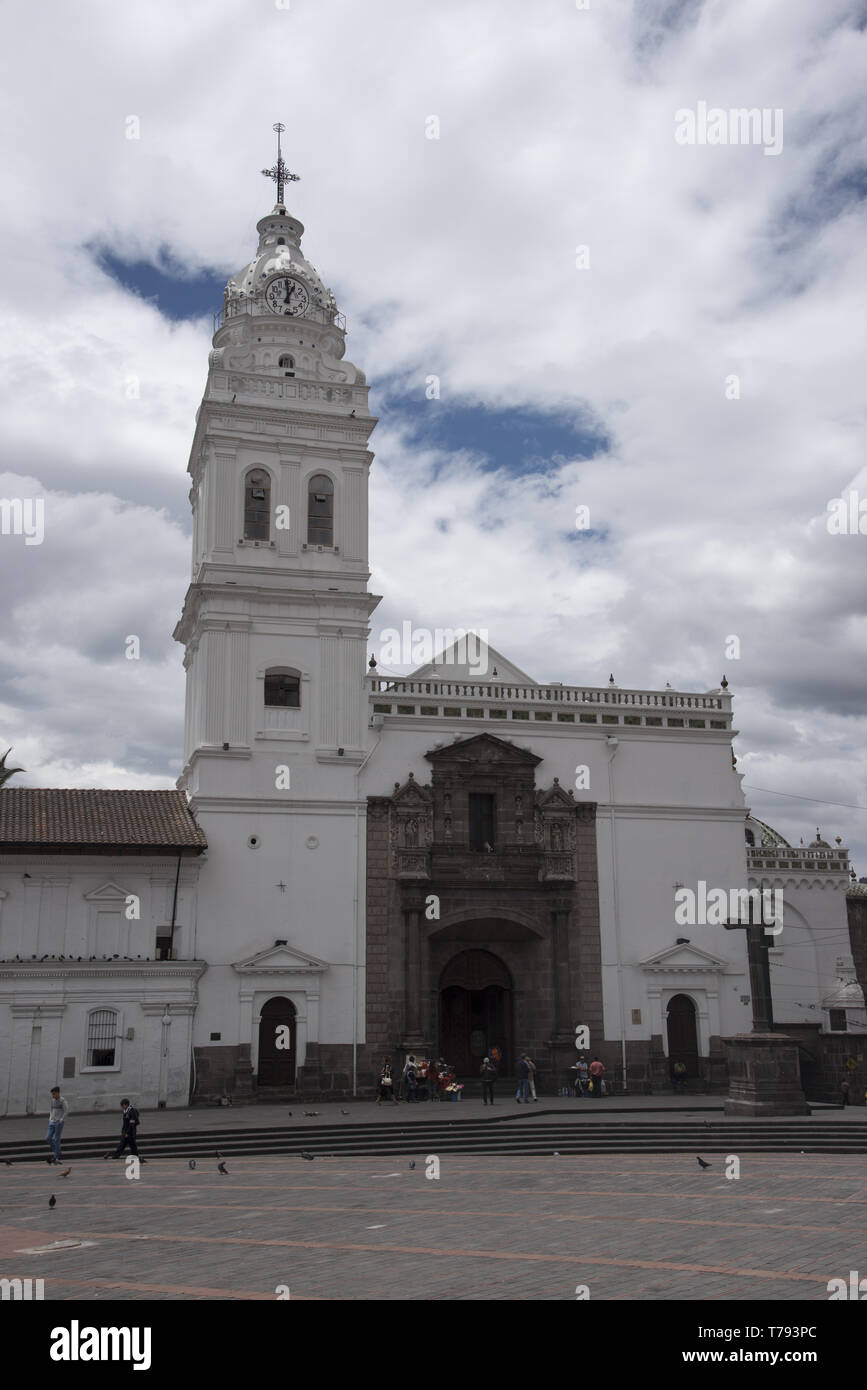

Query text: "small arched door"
[666, 993, 699, 1075]
[257, 996, 297, 1086]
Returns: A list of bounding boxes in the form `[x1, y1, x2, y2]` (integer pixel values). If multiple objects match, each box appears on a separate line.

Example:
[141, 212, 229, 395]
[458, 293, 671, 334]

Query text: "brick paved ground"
[1, 1151, 864, 1300]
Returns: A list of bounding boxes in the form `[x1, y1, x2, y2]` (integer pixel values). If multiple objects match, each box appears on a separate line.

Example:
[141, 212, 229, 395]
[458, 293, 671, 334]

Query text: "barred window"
[87, 1009, 117, 1067]
[307, 474, 334, 547]
[244, 469, 271, 541]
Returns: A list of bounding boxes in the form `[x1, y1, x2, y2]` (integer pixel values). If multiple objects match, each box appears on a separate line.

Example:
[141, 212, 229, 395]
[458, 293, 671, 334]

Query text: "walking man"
[480, 1056, 497, 1106]
[515, 1054, 530, 1103]
[106, 1099, 141, 1159]
[46, 1086, 68, 1165]
[589, 1056, 606, 1097]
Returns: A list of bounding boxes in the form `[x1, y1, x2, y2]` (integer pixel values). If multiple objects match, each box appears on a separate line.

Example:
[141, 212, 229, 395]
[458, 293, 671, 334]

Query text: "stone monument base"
[722, 1033, 810, 1116]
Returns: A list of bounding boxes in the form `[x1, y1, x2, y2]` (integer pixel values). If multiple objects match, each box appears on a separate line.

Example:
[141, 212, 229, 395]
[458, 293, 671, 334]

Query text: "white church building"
[0, 145, 863, 1114]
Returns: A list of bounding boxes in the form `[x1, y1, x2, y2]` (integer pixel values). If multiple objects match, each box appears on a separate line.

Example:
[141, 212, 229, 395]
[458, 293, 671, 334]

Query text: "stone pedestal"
[722, 1033, 809, 1116]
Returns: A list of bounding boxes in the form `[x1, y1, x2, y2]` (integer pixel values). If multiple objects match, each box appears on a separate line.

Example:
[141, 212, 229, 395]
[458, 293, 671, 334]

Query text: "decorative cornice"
[0, 962, 207, 980]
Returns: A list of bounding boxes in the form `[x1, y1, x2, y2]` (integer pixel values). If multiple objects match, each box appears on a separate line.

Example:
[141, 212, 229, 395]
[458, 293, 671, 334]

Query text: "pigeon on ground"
[48, 1194, 56, 1208]
[218, 1161, 229, 1175]
[287, 1112, 293, 1117]
[696, 1157, 712, 1169]
[300, 1152, 315, 1161]
[188, 1160, 196, 1170]
[215, 1150, 223, 1158]
[3, 1160, 12, 1166]
[60, 1168, 71, 1178]
[341, 1110, 349, 1116]
[409, 1160, 415, 1169]
[303, 1111, 320, 1117]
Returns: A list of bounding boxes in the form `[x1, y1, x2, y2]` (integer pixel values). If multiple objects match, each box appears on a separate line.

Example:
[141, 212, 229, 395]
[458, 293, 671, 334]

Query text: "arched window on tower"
[244, 468, 270, 541]
[264, 670, 301, 709]
[745, 828, 755, 847]
[308, 474, 334, 547]
[278, 354, 295, 377]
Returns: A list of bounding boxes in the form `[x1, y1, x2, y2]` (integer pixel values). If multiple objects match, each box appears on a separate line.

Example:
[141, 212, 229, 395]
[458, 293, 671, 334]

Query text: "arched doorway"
[439, 950, 513, 1076]
[257, 996, 296, 1087]
[666, 993, 699, 1075]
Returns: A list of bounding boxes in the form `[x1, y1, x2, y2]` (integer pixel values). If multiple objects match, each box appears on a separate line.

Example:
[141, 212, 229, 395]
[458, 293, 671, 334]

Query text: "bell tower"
[174, 127, 380, 802]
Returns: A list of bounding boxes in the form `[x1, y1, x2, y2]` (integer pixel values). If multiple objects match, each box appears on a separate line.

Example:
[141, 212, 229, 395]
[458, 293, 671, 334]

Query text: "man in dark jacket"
[515, 1055, 530, 1103]
[480, 1057, 497, 1105]
[107, 1099, 141, 1158]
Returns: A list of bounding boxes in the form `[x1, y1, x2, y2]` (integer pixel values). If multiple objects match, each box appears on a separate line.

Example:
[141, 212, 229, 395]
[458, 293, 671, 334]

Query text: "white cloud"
[1, 0, 867, 865]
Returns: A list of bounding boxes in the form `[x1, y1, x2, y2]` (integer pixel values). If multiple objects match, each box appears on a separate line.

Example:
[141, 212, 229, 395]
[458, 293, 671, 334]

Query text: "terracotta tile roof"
[0, 789, 206, 853]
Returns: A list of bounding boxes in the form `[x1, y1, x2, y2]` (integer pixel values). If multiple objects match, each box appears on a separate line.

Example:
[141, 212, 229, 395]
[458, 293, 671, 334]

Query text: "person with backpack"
[480, 1056, 497, 1105]
[403, 1055, 419, 1103]
[588, 1057, 606, 1097]
[106, 1098, 142, 1159]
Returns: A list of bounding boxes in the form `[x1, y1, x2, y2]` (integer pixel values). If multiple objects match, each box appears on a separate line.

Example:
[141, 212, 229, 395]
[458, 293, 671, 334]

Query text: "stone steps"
[4, 1114, 866, 1162]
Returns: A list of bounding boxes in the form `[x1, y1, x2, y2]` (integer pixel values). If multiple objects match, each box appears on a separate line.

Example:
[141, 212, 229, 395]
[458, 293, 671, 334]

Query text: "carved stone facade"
[363, 733, 602, 1090]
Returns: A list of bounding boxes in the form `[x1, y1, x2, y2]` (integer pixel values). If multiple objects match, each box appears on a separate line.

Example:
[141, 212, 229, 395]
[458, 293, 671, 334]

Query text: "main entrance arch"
[439, 950, 513, 1076]
[257, 996, 296, 1087]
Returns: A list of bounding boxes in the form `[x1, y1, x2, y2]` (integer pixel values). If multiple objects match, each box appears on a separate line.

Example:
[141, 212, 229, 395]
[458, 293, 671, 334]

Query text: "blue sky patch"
[376, 396, 608, 477]
[92, 245, 227, 321]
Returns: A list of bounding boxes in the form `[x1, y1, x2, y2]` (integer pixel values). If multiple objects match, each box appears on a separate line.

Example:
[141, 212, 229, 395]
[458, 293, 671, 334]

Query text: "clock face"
[265, 276, 310, 316]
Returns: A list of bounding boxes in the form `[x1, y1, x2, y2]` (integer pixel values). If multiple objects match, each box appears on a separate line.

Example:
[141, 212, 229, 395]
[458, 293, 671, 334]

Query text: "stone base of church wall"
[799, 1028, 867, 1105]
[193, 1044, 254, 1102]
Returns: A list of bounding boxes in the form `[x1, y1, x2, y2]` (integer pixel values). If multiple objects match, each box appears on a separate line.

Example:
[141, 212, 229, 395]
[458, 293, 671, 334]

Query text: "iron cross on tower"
[261, 122, 300, 206]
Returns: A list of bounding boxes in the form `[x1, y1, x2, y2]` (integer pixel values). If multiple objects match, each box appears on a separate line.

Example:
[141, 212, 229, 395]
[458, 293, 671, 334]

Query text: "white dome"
[225, 205, 337, 315]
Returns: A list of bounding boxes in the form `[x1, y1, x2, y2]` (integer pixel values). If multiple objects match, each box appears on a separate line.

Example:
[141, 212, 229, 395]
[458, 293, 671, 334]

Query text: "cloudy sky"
[1, 0, 866, 864]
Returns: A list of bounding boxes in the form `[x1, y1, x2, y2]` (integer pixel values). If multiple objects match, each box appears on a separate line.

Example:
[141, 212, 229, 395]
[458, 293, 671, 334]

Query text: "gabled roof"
[232, 943, 329, 974]
[638, 942, 727, 973]
[410, 637, 537, 685]
[0, 789, 207, 854]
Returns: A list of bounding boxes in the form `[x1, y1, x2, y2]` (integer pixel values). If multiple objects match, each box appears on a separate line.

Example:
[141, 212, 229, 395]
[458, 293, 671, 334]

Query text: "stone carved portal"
[439, 949, 513, 1077]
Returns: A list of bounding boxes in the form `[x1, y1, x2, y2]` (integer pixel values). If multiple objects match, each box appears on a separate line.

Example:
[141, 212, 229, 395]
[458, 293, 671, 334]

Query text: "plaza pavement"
[1, 1101, 865, 1300]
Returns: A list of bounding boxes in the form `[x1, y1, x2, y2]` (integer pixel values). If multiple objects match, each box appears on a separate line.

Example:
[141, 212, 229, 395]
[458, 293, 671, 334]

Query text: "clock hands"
[266, 277, 306, 315]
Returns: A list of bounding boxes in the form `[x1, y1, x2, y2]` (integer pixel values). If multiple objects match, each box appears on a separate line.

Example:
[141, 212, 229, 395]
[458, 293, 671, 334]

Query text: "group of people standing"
[377, 1055, 455, 1103]
[375, 1052, 609, 1103]
[478, 1052, 539, 1104]
[569, 1055, 607, 1097]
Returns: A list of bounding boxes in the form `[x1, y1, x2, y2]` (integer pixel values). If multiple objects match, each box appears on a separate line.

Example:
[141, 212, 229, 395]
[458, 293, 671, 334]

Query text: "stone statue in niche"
[550, 822, 563, 852]
[405, 817, 418, 847]
[444, 815, 452, 841]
